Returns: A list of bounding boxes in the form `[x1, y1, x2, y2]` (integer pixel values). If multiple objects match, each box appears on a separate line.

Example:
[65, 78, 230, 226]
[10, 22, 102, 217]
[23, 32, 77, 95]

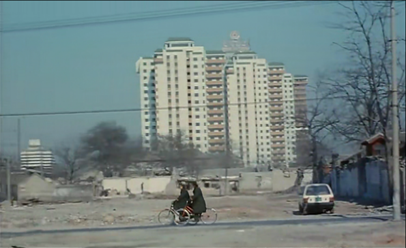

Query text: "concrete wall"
[331, 166, 360, 198]
[364, 160, 390, 203]
[239, 172, 273, 191]
[200, 168, 253, 178]
[102, 178, 127, 193]
[102, 176, 171, 195]
[17, 174, 94, 203]
[331, 159, 393, 204]
[301, 169, 313, 186]
[271, 170, 296, 192]
[53, 185, 94, 202]
[17, 175, 56, 202]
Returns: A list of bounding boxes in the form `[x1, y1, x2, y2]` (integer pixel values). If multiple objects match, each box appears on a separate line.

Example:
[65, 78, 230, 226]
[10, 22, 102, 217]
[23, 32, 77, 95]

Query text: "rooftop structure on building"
[222, 31, 251, 53]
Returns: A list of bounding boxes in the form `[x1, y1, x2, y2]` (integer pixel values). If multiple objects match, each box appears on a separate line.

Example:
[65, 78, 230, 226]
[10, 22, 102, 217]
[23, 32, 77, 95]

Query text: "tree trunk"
[312, 136, 318, 183]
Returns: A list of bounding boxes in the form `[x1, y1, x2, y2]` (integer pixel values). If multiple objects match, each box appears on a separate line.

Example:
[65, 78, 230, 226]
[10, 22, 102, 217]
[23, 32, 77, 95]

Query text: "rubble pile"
[1, 209, 157, 229]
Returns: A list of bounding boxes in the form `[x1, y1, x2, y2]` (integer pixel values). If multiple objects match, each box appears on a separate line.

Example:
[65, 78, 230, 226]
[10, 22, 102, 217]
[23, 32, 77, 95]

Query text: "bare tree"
[80, 121, 131, 177]
[324, 1, 405, 190]
[295, 75, 340, 182]
[326, 1, 405, 143]
[183, 148, 207, 179]
[54, 144, 86, 183]
[151, 130, 197, 173]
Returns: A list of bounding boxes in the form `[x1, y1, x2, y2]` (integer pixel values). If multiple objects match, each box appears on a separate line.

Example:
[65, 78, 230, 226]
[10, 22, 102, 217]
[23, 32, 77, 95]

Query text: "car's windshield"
[306, 185, 331, 195]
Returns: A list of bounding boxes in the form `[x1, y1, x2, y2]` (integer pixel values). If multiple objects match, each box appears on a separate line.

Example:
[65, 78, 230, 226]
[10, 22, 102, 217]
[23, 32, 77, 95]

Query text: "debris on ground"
[1, 193, 384, 230]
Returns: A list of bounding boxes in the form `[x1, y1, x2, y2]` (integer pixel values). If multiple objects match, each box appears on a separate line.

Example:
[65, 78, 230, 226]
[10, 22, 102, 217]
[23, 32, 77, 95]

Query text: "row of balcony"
[268, 70, 285, 74]
[207, 116, 224, 122]
[270, 119, 284, 124]
[270, 125, 285, 130]
[154, 58, 163, 63]
[207, 102, 223, 107]
[206, 95, 223, 100]
[272, 150, 286, 155]
[206, 80, 223, 86]
[294, 80, 308, 85]
[271, 144, 286, 148]
[208, 124, 224, 129]
[269, 106, 283, 111]
[208, 139, 225, 145]
[207, 59, 226, 64]
[269, 112, 284, 117]
[206, 66, 223, 72]
[208, 146, 225, 152]
[206, 87, 223, 93]
[268, 76, 283, 80]
[206, 73, 223, 79]
[268, 88, 283, 93]
[208, 131, 225, 137]
[207, 109, 223, 114]
[272, 137, 285, 142]
[268, 94, 283, 100]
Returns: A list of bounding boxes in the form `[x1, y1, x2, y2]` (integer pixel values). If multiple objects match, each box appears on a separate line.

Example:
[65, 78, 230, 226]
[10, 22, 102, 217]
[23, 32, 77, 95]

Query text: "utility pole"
[17, 118, 21, 165]
[6, 159, 11, 204]
[311, 136, 318, 183]
[222, 61, 230, 196]
[0, 1, 3, 163]
[390, 0, 401, 221]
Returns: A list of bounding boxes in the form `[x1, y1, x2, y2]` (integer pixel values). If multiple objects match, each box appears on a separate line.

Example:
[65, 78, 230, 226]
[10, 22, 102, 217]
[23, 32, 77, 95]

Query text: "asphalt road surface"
[1, 214, 405, 247]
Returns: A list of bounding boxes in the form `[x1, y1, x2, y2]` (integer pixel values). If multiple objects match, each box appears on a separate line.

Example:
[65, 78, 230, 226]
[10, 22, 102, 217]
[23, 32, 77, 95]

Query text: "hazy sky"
[0, 1, 405, 154]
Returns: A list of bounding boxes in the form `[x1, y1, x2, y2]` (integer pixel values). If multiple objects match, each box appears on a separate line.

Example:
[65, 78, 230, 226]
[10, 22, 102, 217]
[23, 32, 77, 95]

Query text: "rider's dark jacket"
[191, 186, 206, 214]
[173, 188, 189, 210]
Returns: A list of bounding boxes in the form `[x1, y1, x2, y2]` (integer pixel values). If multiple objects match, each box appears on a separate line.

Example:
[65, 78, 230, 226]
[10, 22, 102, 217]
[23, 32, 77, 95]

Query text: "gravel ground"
[0, 193, 389, 231]
[1, 219, 404, 247]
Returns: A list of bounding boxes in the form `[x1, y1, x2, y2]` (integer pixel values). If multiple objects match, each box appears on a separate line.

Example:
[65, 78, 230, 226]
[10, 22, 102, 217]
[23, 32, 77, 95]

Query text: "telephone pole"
[222, 62, 230, 196]
[17, 118, 21, 164]
[390, 0, 401, 221]
[6, 159, 11, 203]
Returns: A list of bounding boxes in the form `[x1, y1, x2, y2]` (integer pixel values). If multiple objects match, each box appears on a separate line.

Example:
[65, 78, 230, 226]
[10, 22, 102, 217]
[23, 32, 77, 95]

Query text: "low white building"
[20, 139, 55, 174]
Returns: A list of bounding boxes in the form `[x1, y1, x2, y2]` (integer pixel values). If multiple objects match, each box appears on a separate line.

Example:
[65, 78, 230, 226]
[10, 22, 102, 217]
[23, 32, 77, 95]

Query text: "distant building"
[136, 32, 309, 168]
[20, 139, 55, 174]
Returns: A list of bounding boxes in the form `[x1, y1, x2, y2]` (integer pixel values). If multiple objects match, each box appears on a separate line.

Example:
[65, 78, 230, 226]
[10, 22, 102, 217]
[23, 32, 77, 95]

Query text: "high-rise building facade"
[136, 32, 309, 168]
[20, 139, 55, 174]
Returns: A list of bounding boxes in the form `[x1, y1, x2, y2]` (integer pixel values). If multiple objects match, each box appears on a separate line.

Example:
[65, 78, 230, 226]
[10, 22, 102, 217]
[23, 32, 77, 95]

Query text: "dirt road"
[0, 193, 386, 231]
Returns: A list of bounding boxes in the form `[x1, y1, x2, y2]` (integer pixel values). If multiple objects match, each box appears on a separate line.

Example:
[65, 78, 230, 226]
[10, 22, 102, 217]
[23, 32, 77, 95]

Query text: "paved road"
[1, 215, 405, 248]
[1, 213, 403, 238]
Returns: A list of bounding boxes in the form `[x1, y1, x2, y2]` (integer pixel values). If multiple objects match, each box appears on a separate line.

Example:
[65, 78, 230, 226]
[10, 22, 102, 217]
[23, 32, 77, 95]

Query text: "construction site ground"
[0, 192, 388, 231]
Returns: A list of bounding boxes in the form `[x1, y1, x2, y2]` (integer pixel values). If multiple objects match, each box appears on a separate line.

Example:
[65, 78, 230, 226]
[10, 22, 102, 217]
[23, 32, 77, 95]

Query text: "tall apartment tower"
[267, 62, 286, 167]
[136, 32, 309, 168]
[225, 52, 270, 167]
[205, 50, 227, 153]
[136, 38, 209, 152]
[293, 75, 309, 165]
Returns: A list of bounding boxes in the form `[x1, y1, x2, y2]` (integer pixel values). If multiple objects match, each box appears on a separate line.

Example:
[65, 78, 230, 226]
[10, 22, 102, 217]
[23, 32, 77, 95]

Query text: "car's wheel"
[329, 208, 334, 214]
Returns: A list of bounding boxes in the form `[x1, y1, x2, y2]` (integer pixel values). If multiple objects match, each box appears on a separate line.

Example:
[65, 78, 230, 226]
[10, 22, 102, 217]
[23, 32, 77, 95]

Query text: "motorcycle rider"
[173, 182, 189, 211]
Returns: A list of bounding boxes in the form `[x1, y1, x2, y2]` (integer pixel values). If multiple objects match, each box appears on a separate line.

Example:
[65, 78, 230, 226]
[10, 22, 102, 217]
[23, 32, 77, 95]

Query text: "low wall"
[271, 170, 296, 192]
[239, 172, 272, 192]
[52, 185, 94, 202]
[331, 159, 392, 204]
[18, 184, 94, 203]
[102, 176, 171, 195]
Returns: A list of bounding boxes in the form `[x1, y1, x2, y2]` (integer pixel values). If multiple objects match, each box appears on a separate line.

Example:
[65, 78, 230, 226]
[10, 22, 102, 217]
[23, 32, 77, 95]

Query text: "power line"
[0, 95, 348, 118]
[0, 1, 334, 33]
